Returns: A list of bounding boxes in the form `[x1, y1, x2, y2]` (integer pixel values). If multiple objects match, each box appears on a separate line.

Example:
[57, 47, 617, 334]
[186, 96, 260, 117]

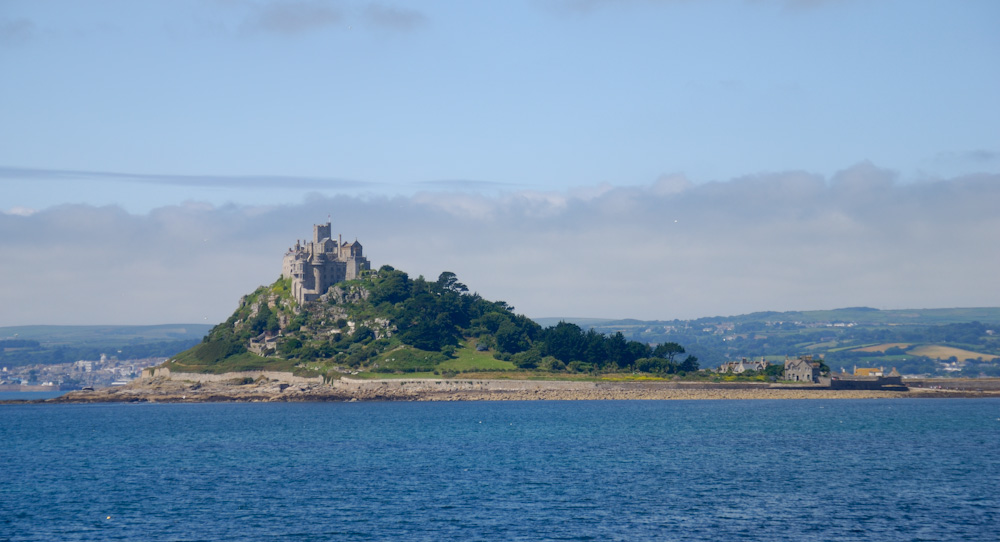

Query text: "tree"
[605, 332, 630, 369]
[496, 319, 530, 354]
[437, 271, 468, 293]
[679, 355, 700, 372]
[543, 322, 585, 363]
[511, 349, 542, 369]
[764, 364, 784, 380]
[583, 329, 607, 367]
[351, 326, 375, 344]
[371, 269, 410, 305]
[249, 304, 279, 336]
[653, 342, 685, 363]
[627, 341, 653, 365]
[279, 337, 302, 356]
[635, 357, 674, 374]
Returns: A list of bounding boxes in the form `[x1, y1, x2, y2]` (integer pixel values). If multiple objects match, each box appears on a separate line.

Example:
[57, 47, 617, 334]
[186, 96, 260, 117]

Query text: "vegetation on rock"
[167, 266, 697, 379]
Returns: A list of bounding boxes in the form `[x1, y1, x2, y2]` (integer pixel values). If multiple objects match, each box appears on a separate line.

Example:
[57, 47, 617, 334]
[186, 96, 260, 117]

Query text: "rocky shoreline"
[8, 375, 997, 404]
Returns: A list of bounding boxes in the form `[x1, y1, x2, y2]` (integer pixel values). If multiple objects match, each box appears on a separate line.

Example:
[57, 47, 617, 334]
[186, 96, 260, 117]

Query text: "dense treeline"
[371, 267, 697, 373]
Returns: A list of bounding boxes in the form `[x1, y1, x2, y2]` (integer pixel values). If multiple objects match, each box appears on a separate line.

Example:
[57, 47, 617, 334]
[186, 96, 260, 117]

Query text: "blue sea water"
[1, 400, 998, 541]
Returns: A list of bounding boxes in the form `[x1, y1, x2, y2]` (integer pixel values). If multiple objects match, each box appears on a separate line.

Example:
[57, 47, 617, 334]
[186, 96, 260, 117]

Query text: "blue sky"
[1, 0, 998, 325]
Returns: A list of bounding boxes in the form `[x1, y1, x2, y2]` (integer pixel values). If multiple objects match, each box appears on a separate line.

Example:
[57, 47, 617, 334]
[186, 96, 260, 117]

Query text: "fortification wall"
[140, 367, 322, 385]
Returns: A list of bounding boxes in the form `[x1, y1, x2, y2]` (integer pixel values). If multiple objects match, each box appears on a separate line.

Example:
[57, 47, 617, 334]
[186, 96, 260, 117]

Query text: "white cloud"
[3, 206, 37, 217]
[1, 165, 998, 326]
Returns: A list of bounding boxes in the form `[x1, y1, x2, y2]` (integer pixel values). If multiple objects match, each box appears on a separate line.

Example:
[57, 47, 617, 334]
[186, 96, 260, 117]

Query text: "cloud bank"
[0, 166, 369, 190]
[2, 163, 998, 326]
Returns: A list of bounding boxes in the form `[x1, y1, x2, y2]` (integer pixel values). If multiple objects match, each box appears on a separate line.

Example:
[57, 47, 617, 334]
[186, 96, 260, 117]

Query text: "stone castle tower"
[282, 222, 371, 304]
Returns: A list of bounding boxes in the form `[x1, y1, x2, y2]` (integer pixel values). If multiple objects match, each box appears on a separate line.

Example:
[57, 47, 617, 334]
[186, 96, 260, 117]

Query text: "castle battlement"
[282, 222, 371, 305]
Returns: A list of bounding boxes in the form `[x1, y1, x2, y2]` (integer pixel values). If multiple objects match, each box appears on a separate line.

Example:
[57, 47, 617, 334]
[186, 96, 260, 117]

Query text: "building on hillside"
[717, 357, 769, 374]
[282, 222, 371, 305]
[784, 355, 821, 383]
[854, 367, 883, 377]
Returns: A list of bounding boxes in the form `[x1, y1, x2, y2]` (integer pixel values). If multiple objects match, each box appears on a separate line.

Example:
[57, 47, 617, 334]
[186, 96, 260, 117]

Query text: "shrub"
[511, 349, 541, 369]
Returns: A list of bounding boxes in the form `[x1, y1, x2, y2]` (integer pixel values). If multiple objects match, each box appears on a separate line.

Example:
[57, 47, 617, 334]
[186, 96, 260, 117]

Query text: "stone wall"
[140, 366, 322, 385]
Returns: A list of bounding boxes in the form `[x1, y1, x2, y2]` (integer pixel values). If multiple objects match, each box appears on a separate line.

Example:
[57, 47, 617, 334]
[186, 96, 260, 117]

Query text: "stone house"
[784, 355, 821, 383]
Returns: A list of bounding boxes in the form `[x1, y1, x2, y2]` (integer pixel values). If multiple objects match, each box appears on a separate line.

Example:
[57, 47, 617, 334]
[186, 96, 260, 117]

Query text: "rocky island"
[38, 222, 1000, 404]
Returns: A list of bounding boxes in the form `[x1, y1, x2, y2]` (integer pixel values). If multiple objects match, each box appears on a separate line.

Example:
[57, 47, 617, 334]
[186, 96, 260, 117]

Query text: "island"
[47, 222, 1000, 403]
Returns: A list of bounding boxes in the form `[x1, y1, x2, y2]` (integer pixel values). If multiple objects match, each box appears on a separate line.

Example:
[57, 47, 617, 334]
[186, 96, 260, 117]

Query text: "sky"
[1, 0, 998, 326]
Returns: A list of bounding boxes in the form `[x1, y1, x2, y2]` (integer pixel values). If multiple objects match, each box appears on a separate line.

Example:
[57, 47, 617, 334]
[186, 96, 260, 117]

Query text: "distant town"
[0, 355, 167, 392]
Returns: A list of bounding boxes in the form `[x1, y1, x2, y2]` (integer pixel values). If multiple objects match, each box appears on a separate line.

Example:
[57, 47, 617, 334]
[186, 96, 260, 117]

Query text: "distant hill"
[0, 324, 213, 367]
[0, 324, 213, 345]
[535, 307, 1000, 328]
[542, 307, 1000, 377]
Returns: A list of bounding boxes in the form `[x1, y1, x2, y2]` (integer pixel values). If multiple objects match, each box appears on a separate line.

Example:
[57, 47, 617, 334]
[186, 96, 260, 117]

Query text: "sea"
[1, 399, 998, 541]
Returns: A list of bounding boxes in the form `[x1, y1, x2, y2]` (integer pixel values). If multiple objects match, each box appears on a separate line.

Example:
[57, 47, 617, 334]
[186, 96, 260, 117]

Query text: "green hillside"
[566, 308, 1000, 377]
[166, 267, 696, 380]
[0, 324, 212, 344]
[721, 307, 1000, 325]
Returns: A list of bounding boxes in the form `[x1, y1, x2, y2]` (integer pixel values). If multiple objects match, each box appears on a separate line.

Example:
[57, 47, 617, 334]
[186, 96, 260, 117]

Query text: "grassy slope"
[437, 339, 517, 372]
[166, 350, 301, 375]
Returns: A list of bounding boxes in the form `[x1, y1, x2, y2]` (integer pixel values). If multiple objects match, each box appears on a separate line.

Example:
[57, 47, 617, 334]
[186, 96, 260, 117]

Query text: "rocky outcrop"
[323, 285, 370, 305]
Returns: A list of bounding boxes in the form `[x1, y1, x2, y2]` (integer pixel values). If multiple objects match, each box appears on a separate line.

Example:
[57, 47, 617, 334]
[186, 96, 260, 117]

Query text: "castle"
[282, 222, 371, 305]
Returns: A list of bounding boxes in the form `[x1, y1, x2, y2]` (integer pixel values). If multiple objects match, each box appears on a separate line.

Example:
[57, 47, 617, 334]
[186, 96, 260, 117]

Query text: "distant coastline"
[9, 373, 997, 404]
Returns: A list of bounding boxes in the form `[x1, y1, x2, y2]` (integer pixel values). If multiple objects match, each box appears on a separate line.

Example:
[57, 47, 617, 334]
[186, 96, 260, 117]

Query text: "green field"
[908, 345, 999, 362]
